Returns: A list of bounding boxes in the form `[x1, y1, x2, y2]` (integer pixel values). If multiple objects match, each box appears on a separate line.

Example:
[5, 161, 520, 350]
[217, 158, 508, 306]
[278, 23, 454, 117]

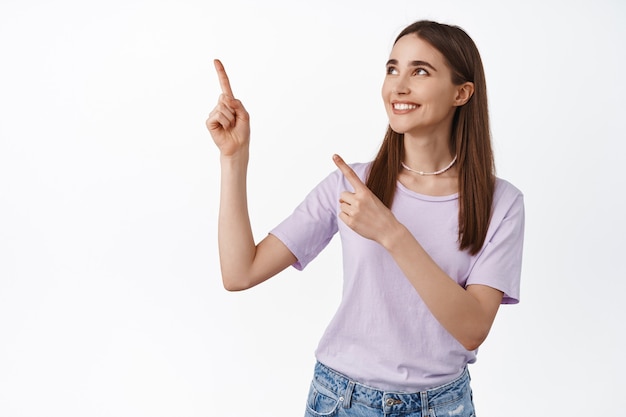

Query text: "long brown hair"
[366, 20, 495, 255]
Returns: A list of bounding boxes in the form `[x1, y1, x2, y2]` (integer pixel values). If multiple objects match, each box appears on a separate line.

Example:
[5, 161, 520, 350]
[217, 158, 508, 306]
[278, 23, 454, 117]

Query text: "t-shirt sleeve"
[269, 170, 340, 271]
[466, 180, 525, 304]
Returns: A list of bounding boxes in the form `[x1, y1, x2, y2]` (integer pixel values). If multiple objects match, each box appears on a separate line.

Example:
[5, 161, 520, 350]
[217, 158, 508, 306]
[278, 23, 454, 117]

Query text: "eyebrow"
[386, 59, 438, 72]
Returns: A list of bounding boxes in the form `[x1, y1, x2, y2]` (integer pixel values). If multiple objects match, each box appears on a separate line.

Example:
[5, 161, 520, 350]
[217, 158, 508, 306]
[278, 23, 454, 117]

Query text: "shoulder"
[494, 177, 524, 207]
[302, 160, 373, 201]
[325, 160, 373, 187]
[345, 161, 373, 181]
[490, 177, 525, 230]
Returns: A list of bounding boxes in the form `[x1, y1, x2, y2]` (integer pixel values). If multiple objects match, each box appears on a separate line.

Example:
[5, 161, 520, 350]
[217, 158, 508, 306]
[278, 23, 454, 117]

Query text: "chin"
[388, 123, 409, 134]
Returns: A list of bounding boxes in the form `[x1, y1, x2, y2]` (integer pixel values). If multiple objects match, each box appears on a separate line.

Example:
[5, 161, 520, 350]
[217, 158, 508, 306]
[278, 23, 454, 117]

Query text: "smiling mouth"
[393, 103, 418, 111]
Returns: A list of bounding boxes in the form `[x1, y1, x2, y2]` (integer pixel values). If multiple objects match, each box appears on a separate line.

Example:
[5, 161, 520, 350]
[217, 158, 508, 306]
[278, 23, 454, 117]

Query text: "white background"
[1, 0, 624, 416]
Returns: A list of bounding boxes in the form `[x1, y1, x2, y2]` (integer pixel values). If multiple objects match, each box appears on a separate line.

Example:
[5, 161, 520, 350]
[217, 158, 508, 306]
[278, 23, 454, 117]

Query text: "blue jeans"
[304, 362, 475, 417]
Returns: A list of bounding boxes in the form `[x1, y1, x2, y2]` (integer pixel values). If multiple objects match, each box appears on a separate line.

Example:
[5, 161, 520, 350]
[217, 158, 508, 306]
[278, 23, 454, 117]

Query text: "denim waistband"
[313, 361, 470, 413]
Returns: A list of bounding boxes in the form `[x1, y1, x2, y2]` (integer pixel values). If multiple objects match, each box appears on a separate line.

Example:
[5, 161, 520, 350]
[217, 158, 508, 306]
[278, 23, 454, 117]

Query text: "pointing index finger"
[214, 59, 234, 98]
[333, 154, 366, 191]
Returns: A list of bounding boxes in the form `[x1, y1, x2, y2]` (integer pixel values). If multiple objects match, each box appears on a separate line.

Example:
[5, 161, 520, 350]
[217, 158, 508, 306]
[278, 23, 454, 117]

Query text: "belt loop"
[420, 391, 429, 417]
[342, 380, 355, 409]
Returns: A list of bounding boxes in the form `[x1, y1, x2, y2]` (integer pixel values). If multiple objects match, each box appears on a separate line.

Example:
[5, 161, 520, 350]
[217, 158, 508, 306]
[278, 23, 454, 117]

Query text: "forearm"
[382, 224, 502, 351]
[217, 151, 257, 289]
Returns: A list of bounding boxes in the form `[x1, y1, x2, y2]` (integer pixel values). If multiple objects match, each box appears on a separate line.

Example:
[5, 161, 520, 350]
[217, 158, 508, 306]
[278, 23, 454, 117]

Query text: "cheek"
[381, 84, 390, 110]
[423, 87, 456, 111]
[381, 82, 388, 100]
[381, 88, 394, 116]
[437, 84, 460, 105]
[381, 77, 395, 98]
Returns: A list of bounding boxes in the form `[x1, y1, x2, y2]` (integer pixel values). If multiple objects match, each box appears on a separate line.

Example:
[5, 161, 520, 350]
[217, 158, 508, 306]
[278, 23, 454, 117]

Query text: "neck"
[402, 132, 455, 174]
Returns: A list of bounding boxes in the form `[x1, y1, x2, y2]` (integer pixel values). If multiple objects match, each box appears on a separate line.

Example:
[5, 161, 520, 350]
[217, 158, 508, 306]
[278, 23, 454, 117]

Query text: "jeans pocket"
[304, 379, 341, 417]
[430, 395, 475, 417]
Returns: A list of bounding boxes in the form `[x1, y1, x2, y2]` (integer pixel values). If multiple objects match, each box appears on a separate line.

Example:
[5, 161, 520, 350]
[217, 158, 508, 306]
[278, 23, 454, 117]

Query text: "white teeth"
[393, 103, 417, 110]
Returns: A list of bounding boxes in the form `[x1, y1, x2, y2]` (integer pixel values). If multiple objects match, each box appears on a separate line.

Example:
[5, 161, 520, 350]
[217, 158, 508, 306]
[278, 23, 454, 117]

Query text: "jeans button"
[386, 398, 401, 406]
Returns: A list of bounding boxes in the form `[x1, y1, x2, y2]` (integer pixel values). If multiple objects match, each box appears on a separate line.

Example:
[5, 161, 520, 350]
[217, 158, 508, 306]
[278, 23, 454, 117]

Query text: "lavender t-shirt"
[270, 162, 524, 392]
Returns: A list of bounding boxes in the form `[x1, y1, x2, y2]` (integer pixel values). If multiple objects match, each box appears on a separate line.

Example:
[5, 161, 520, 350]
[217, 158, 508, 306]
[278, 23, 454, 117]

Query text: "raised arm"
[206, 60, 296, 291]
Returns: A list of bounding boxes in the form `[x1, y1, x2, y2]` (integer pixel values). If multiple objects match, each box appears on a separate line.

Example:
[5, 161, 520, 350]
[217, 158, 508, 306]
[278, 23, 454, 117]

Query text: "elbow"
[221, 273, 254, 292]
[461, 339, 483, 352]
[460, 329, 490, 352]
[223, 282, 246, 292]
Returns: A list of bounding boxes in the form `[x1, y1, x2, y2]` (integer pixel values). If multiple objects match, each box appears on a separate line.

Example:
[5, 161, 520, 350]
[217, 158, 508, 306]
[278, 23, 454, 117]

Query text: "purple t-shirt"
[270, 162, 524, 392]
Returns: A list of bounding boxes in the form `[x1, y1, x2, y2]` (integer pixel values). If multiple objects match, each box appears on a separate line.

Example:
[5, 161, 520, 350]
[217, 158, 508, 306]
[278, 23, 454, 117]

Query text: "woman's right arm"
[206, 60, 297, 291]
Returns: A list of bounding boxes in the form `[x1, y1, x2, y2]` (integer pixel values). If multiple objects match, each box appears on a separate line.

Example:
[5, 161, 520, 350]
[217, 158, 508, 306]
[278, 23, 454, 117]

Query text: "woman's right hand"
[206, 59, 250, 157]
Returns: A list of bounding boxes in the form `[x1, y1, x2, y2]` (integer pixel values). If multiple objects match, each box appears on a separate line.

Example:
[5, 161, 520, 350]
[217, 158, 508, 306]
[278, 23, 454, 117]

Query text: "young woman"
[206, 20, 524, 417]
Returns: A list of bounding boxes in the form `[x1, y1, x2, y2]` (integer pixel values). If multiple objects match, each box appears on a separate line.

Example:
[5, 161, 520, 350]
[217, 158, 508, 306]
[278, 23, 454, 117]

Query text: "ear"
[454, 82, 474, 106]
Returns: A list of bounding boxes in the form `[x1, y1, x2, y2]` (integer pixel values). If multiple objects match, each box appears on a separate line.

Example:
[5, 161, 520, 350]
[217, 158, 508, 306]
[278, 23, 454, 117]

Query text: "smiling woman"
[206, 20, 524, 417]
[382, 37, 472, 140]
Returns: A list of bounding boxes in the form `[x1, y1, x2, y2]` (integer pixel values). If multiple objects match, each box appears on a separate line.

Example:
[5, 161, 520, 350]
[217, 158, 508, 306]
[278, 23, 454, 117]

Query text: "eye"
[386, 66, 398, 75]
[414, 67, 429, 76]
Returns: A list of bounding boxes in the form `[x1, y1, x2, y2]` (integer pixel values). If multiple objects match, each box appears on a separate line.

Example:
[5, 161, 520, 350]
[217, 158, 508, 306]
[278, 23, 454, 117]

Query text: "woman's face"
[381, 34, 465, 139]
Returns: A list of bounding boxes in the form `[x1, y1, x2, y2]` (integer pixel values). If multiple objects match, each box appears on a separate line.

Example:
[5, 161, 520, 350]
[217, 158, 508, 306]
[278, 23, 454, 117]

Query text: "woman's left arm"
[385, 228, 503, 351]
[333, 154, 503, 351]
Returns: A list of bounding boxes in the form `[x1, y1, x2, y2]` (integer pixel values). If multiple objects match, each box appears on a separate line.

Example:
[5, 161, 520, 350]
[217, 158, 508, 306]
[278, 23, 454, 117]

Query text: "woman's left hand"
[333, 154, 401, 246]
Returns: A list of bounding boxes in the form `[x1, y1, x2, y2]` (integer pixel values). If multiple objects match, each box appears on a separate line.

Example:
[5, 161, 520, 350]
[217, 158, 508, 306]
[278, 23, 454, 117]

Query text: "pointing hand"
[333, 154, 399, 245]
[206, 60, 251, 157]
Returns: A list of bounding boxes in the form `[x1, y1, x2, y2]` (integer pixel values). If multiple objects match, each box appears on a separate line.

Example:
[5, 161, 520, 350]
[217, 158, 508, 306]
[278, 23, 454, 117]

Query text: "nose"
[392, 74, 410, 95]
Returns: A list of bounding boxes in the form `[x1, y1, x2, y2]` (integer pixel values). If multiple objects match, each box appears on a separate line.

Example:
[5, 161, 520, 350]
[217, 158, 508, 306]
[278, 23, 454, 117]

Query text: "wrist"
[220, 148, 250, 167]
[379, 221, 412, 253]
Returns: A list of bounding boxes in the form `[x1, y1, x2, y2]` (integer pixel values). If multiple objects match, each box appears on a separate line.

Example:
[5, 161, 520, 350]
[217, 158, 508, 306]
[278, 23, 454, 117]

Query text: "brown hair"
[366, 20, 495, 255]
